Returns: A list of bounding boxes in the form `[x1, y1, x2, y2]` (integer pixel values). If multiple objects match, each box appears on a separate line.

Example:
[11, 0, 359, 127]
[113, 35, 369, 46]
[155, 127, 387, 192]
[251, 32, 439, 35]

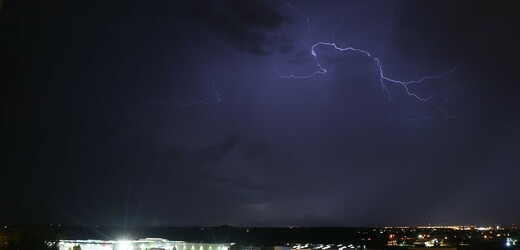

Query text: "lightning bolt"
[285, 3, 312, 48]
[331, 2, 366, 44]
[174, 83, 222, 107]
[280, 3, 459, 119]
[436, 89, 463, 119]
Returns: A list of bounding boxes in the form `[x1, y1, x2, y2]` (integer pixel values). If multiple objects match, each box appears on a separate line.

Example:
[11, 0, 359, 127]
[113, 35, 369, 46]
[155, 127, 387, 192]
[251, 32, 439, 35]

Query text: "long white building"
[59, 238, 234, 250]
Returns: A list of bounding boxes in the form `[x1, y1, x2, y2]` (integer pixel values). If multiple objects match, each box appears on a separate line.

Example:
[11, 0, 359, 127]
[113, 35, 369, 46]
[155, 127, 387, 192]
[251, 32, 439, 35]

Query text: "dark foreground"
[1, 225, 519, 250]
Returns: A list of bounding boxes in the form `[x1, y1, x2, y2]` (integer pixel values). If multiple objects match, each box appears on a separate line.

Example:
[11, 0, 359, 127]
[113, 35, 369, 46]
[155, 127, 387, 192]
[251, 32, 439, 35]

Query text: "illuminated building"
[58, 238, 234, 250]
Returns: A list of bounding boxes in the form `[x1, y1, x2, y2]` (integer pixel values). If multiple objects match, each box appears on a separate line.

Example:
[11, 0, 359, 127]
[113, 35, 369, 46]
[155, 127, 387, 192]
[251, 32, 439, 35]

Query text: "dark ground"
[1, 225, 519, 250]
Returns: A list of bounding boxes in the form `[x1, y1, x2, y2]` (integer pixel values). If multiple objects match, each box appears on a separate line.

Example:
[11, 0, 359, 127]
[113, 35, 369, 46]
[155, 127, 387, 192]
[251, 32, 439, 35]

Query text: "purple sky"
[1, 0, 520, 226]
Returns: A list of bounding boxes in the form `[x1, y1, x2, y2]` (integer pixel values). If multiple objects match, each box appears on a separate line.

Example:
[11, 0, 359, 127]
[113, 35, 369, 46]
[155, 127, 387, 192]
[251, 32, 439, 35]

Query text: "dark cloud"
[286, 50, 314, 65]
[188, 134, 238, 167]
[175, 0, 294, 55]
[394, 0, 520, 117]
[244, 141, 271, 159]
[203, 173, 269, 191]
[2, 0, 520, 226]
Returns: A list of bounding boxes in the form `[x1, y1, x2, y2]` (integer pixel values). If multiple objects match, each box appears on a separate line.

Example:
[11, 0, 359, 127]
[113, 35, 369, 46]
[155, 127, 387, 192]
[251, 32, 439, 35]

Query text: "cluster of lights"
[117, 241, 133, 250]
[290, 243, 363, 250]
[58, 239, 232, 250]
[506, 237, 517, 247]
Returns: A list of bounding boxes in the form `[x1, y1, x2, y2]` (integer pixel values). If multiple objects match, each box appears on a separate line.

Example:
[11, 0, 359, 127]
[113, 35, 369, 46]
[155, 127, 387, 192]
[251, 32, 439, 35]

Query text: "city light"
[58, 239, 233, 250]
[117, 241, 133, 250]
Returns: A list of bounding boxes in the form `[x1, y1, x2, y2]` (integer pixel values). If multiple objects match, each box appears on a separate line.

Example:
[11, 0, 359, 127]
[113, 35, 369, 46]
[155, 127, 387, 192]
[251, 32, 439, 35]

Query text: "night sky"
[1, 0, 520, 227]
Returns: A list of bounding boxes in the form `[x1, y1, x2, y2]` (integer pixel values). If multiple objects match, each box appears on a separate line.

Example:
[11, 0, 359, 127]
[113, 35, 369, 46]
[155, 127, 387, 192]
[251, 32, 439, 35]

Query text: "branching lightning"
[436, 89, 462, 119]
[280, 2, 460, 119]
[174, 83, 222, 108]
[331, 2, 366, 44]
[285, 3, 312, 48]
[279, 42, 458, 102]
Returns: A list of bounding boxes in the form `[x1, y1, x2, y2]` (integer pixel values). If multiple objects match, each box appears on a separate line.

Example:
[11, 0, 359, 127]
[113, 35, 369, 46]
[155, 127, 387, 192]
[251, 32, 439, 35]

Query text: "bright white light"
[117, 241, 133, 250]
[58, 239, 232, 250]
[506, 237, 517, 247]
